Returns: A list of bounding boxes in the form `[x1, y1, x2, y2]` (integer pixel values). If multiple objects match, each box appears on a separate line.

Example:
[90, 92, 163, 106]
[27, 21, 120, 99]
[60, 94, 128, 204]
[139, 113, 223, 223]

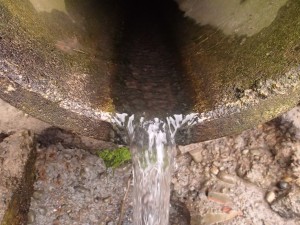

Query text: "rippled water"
[110, 113, 205, 225]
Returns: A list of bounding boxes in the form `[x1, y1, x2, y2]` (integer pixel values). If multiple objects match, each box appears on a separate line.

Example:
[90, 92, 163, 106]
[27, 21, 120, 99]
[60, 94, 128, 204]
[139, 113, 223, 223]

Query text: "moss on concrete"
[97, 147, 131, 169]
[0, 0, 120, 113]
[176, 0, 300, 112]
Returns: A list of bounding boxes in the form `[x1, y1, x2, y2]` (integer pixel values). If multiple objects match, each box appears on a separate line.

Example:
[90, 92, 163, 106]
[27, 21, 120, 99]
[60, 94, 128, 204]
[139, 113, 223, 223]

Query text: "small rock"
[219, 166, 225, 171]
[38, 207, 47, 216]
[251, 149, 261, 156]
[63, 153, 72, 160]
[271, 189, 300, 218]
[33, 190, 44, 200]
[282, 176, 294, 183]
[207, 191, 232, 205]
[210, 166, 219, 175]
[242, 149, 249, 155]
[254, 155, 260, 160]
[28, 210, 36, 223]
[213, 161, 220, 167]
[107, 222, 115, 225]
[221, 187, 227, 193]
[278, 181, 289, 190]
[195, 211, 242, 225]
[103, 196, 111, 203]
[265, 191, 276, 203]
[217, 172, 236, 184]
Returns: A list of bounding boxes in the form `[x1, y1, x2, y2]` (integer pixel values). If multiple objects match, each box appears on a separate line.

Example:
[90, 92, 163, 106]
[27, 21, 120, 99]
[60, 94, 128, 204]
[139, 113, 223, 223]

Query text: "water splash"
[111, 113, 207, 224]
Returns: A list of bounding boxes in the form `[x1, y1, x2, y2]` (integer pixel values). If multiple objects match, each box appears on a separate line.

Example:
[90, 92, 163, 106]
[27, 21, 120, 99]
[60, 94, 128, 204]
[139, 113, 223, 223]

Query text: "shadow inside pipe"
[111, 0, 196, 119]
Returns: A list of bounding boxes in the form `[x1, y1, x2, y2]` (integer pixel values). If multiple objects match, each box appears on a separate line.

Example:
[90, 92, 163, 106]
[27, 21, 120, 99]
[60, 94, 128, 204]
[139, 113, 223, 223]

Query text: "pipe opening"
[112, 0, 195, 117]
[1, 0, 299, 141]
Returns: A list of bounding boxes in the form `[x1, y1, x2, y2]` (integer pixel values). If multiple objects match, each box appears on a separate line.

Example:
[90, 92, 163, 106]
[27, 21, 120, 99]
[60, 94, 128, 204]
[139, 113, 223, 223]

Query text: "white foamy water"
[110, 113, 207, 225]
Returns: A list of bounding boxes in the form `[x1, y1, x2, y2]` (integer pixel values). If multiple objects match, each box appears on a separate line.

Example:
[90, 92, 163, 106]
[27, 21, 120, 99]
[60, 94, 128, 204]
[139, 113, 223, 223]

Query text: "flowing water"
[109, 113, 206, 225]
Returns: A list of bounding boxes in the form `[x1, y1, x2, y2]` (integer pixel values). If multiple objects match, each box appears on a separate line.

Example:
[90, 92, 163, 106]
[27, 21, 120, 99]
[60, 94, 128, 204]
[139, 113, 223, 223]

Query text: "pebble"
[265, 191, 276, 203]
[63, 153, 72, 160]
[33, 190, 44, 200]
[254, 155, 260, 160]
[38, 207, 47, 216]
[278, 181, 289, 190]
[213, 161, 220, 167]
[207, 191, 232, 205]
[282, 176, 293, 183]
[242, 149, 249, 155]
[251, 149, 261, 156]
[221, 188, 228, 193]
[217, 172, 236, 184]
[28, 210, 36, 223]
[210, 166, 219, 175]
[107, 222, 114, 225]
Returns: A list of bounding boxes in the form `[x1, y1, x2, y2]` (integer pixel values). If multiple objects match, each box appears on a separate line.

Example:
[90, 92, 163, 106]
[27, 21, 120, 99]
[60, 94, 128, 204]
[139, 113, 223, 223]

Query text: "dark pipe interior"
[112, 0, 195, 118]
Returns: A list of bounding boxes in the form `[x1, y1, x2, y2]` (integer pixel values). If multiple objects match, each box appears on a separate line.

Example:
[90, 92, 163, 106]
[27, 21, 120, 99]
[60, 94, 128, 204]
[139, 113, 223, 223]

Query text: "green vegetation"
[97, 147, 131, 169]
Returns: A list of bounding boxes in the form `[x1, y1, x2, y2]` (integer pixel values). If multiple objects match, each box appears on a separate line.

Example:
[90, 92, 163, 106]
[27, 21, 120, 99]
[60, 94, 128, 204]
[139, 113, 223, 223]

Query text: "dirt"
[176, 106, 300, 224]
[1, 98, 300, 224]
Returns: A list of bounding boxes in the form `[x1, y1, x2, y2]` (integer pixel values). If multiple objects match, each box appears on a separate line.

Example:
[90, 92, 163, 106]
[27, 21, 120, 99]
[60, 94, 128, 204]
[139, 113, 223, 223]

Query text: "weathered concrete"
[0, 0, 300, 144]
[0, 131, 36, 225]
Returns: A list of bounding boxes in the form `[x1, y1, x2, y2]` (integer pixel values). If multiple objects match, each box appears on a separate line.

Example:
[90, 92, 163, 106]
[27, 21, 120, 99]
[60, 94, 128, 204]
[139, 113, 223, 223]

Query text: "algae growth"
[97, 147, 131, 169]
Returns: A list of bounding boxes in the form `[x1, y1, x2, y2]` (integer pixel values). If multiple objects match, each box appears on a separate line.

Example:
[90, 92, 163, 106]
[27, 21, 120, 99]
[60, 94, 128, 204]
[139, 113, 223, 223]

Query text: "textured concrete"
[0, 131, 36, 225]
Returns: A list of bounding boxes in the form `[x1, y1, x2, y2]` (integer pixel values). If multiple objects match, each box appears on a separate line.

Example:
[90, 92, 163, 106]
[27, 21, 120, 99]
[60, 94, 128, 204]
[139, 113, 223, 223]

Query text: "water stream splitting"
[103, 113, 208, 224]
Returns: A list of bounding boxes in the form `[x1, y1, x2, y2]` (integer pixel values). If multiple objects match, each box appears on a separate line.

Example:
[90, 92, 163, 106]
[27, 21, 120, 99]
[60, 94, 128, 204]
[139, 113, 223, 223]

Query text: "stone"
[0, 131, 36, 225]
[277, 181, 289, 190]
[271, 189, 300, 219]
[27, 210, 36, 223]
[217, 172, 236, 184]
[242, 149, 249, 155]
[250, 149, 262, 156]
[265, 191, 276, 203]
[210, 166, 219, 175]
[33, 190, 44, 200]
[207, 192, 232, 205]
[189, 149, 203, 163]
[191, 211, 242, 225]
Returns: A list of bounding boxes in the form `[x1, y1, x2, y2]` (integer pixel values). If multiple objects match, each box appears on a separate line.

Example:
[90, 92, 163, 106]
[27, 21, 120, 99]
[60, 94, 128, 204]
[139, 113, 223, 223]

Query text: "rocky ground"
[1, 98, 300, 224]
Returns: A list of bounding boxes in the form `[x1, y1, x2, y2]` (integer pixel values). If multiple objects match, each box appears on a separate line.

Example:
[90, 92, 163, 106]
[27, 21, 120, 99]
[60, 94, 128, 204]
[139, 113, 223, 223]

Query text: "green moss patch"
[97, 147, 131, 169]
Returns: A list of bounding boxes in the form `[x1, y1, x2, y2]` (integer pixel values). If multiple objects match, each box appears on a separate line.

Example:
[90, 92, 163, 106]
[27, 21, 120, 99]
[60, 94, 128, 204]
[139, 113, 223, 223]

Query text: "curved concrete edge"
[0, 77, 115, 142]
[176, 68, 300, 145]
[1, 66, 300, 145]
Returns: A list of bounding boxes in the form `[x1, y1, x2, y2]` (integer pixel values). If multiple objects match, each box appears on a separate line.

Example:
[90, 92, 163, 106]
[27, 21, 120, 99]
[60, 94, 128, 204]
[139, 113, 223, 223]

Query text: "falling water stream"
[108, 113, 206, 224]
